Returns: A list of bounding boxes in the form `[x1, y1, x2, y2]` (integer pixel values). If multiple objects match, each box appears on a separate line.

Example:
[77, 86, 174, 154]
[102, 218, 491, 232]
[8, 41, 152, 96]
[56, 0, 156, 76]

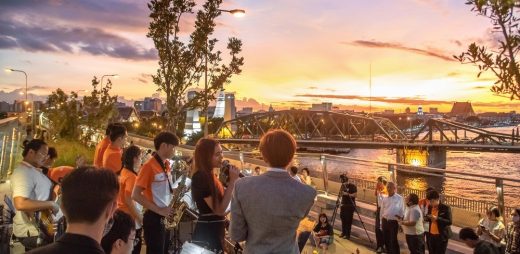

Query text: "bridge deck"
[217, 138, 520, 153]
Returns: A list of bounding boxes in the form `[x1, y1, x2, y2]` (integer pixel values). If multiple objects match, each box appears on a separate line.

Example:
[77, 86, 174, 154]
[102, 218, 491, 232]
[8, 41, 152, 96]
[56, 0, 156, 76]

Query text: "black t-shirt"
[341, 183, 357, 205]
[191, 171, 224, 221]
[27, 233, 104, 254]
[192, 171, 212, 214]
[313, 223, 333, 236]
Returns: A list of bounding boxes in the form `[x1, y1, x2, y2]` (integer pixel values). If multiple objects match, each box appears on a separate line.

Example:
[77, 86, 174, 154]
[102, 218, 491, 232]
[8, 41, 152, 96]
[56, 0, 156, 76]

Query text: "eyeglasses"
[127, 237, 139, 246]
[37, 151, 49, 158]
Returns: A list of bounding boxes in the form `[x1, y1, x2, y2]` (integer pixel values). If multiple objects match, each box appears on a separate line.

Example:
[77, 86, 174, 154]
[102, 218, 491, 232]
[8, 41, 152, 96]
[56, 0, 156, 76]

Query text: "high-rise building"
[134, 101, 144, 111]
[224, 93, 236, 121]
[213, 91, 226, 118]
[184, 91, 201, 136]
[0, 102, 11, 112]
[310, 102, 333, 111]
[143, 97, 162, 112]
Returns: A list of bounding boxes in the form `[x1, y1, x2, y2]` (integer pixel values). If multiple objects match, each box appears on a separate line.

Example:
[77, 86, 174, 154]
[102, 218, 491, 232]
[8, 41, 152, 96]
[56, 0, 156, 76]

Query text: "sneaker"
[339, 234, 346, 238]
[376, 247, 383, 253]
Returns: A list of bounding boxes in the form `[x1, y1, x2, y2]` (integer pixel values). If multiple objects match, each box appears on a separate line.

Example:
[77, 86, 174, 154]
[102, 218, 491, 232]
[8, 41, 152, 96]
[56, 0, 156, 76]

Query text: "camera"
[339, 173, 348, 183]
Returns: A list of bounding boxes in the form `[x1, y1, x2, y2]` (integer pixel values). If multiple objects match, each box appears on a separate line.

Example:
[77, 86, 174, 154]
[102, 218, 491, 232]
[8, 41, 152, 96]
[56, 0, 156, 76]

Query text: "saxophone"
[163, 159, 190, 230]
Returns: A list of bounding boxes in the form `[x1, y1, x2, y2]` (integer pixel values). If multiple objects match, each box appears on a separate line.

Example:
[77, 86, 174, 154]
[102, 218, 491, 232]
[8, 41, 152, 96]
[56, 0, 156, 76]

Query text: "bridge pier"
[396, 147, 447, 169]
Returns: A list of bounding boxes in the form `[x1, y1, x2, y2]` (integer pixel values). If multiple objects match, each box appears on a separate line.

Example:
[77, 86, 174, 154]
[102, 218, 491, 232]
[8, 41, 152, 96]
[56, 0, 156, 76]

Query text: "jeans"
[143, 210, 169, 254]
[340, 205, 355, 238]
[427, 233, 449, 254]
[406, 234, 425, 254]
[382, 218, 400, 254]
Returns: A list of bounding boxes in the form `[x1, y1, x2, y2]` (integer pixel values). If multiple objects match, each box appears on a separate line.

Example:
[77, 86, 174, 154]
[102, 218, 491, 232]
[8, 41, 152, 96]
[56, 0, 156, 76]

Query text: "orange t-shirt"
[102, 145, 123, 174]
[117, 168, 137, 218]
[375, 182, 388, 196]
[430, 206, 440, 234]
[94, 137, 111, 168]
[135, 156, 172, 208]
[48, 166, 74, 183]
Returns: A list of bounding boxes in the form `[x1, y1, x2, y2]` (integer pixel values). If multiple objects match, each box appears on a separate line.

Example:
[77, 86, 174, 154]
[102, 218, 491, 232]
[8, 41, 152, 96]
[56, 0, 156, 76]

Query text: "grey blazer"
[230, 170, 317, 254]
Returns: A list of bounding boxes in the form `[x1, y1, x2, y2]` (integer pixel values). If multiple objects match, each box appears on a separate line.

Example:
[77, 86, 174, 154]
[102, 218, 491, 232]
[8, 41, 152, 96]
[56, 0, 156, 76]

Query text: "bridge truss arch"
[215, 110, 407, 142]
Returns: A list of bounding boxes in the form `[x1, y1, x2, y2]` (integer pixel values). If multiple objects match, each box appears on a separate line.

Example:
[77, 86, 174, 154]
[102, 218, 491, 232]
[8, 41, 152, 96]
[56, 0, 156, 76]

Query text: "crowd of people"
[6, 122, 520, 254]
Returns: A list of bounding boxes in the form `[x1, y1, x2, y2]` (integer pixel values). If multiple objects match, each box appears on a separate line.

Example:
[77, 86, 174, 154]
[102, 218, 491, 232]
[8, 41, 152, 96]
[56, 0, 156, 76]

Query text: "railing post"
[496, 179, 505, 220]
[320, 154, 329, 195]
[0, 135, 6, 180]
[388, 164, 397, 184]
[239, 151, 244, 170]
[8, 128, 16, 176]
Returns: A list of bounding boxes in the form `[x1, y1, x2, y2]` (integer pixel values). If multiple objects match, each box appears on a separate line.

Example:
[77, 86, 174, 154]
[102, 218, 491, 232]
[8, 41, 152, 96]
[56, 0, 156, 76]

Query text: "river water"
[293, 126, 520, 208]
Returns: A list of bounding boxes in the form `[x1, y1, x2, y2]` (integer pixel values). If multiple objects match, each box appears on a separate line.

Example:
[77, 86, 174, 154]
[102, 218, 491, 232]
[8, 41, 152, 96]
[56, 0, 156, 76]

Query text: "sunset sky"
[1, 0, 519, 113]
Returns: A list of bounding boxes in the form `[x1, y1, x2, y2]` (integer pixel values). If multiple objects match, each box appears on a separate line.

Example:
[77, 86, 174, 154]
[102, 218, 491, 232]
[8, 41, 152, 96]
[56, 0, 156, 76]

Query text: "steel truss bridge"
[215, 110, 520, 153]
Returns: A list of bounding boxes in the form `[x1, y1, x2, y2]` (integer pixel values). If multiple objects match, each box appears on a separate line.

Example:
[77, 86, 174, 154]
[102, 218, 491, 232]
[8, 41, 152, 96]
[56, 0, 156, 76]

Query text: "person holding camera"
[339, 174, 357, 240]
[191, 138, 240, 253]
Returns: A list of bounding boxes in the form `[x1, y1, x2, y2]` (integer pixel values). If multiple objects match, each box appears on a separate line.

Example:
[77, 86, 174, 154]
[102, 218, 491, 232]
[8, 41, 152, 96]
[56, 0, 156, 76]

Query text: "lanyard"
[154, 154, 173, 194]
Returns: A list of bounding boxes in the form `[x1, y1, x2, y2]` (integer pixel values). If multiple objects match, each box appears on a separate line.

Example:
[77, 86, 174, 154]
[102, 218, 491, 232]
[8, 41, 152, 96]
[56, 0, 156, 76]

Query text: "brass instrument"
[163, 157, 190, 230]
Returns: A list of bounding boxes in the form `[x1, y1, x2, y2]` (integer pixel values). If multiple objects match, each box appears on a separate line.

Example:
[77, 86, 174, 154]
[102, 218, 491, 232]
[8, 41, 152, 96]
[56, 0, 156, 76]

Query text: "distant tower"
[213, 90, 226, 118]
[184, 91, 201, 136]
[268, 104, 274, 112]
[224, 93, 236, 121]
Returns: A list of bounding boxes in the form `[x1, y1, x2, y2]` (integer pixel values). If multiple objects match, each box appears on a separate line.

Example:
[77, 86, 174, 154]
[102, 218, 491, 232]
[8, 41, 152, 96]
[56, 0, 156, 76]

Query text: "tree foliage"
[147, 0, 244, 134]
[43, 77, 118, 143]
[456, 0, 520, 100]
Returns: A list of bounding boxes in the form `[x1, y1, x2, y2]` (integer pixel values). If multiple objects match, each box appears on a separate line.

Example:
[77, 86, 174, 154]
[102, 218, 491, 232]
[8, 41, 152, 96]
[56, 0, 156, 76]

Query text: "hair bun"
[22, 140, 29, 149]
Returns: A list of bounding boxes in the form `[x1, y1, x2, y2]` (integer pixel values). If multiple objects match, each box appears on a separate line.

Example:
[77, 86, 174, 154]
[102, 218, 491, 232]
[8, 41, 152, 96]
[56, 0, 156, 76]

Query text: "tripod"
[331, 183, 372, 244]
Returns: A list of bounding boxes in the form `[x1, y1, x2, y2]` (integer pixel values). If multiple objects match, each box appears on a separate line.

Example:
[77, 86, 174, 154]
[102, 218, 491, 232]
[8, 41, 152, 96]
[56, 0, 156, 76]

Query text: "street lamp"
[4, 68, 28, 103]
[219, 9, 246, 17]
[203, 8, 245, 137]
[100, 74, 119, 90]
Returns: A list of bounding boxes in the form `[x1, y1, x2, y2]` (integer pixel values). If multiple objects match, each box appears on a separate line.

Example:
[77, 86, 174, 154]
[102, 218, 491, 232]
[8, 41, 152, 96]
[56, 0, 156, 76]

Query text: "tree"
[456, 0, 520, 100]
[80, 77, 118, 144]
[43, 77, 118, 143]
[44, 89, 81, 139]
[147, 0, 244, 135]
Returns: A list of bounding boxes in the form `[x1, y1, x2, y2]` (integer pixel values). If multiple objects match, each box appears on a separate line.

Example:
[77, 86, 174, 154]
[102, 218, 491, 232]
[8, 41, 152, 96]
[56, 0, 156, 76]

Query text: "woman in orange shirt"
[117, 145, 143, 254]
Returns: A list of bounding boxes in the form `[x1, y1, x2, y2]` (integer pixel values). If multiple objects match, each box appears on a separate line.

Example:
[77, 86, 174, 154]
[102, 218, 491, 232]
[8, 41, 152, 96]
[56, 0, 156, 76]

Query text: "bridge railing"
[0, 119, 23, 181]
[227, 150, 519, 221]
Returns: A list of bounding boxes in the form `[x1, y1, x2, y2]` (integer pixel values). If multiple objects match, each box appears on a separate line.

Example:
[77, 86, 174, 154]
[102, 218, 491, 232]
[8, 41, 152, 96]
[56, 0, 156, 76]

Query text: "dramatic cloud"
[296, 93, 453, 105]
[347, 40, 456, 62]
[0, 0, 149, 31]
[0, 19, 157, 61]
[134, 73, 153, 84]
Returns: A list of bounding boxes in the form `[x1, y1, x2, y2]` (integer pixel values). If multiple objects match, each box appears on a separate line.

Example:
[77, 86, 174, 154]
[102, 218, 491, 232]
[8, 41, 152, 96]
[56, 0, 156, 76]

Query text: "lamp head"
[229, 9, 245, 17]
[4, 68, 12, 73]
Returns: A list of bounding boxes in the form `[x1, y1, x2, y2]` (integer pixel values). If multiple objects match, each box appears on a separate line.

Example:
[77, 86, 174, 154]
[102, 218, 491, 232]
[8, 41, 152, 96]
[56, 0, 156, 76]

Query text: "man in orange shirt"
[102, 124, 127, 173]
[425, 190, 452, 254]
[94, 123, 118, 168]
[132, 131, 179, 254]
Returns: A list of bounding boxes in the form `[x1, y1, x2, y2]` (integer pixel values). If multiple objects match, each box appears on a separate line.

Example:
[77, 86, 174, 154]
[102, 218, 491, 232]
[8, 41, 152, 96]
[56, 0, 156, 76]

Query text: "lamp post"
[4, 68, 27, 103]
[5, 68, 32, 130]
[100, 74, 119, 91]
[202, 8, 245, 137]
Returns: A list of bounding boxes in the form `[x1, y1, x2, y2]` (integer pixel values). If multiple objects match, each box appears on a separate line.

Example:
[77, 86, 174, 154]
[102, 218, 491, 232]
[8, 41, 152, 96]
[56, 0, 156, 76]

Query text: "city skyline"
[1, 0, 520, 113]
